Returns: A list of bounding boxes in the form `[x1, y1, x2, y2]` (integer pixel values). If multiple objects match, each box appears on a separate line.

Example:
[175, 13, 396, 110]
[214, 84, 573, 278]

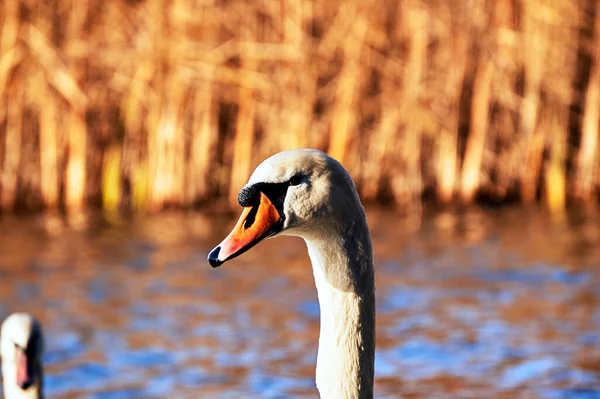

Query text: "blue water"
[0, 208, 599, 398]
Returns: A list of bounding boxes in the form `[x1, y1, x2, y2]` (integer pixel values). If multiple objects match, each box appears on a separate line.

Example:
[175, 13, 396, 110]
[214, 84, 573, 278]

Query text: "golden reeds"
[435, 3, 468, 204]
[518, 0, 548, 204]
[575, 1, 600, 202]
[544, 108, 568, 215]
[0, 0, 598, 213]
[229, 25, 258, 207]
[459, 59, 494, 204]
[1, 84, 22, 211]
[38, 80, 60, 208]
[328, 2, 366, 167]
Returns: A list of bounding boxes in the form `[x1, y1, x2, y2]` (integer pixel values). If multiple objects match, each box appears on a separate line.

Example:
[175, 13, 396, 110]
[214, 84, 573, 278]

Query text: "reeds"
[0, 0, 598, 213]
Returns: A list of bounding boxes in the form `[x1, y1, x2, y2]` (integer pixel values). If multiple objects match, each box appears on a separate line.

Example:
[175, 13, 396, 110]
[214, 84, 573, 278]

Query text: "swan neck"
[306, 233, 375, 399]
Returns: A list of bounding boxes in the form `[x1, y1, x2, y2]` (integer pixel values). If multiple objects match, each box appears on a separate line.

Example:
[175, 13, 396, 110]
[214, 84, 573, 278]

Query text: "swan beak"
[15, 347, 32, 390]
[208, 192, 281, 267]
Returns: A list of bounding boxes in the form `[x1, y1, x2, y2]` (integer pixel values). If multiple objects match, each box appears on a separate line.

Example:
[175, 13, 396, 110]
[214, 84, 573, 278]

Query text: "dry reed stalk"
[145, 98, 162, 211]
[389, 1, 427, 209]
[480, 0, 516, 199]
[102, 145, 121, 212]
[188, 78, 218, 203]
[39, 81, 59, 208]
[359, 45, 393, 200]
[361, 78, 399, 201]
[257, 0, 314, 163]
[0, 47, 22, 117]
[186, 4, 220, 205]
[544, 109, 567, 214]
[63, 0, 89, 211]
[185, 61, 272, 95]
[537, 0, 578, 209]
[0, 0, 21, 210]
[145, 0, 188, 210]
[167, 19, 187, 209]
[436, 19, 468, 204]
[64, 112, 87, 211]
[229, 62, 258, 206]
[595, 149, 600, 192]
[279, 0, 313, 151]
[227, 2, 262, 205]
[459, 60, 494, 204]
[521, 115, 546, 204]
[283, 0, 304, 46]
[17, 68, 44, 210]
[396, 129, 423, 214]
[132, 163, 149, 212]
[284, 72, 315, 151]
[0, 0, 21, 126]
[141, 0, 166, 211]
[517, 1, 547, 203]
[437, 128, 458, 203]
[328, 4, 367, 167]
[122, 58, 154, 210]
[23, 24, 88, 115]
[147, 75, 186, 210]
[0, 0, 19, 57]
[1, 86, 22, 210]
[574, 6, 600, 201]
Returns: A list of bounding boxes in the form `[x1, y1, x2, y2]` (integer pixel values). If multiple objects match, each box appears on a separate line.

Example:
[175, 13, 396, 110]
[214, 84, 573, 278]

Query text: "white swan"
[208, 149, 375, 398]
[1, 313, 44, 399]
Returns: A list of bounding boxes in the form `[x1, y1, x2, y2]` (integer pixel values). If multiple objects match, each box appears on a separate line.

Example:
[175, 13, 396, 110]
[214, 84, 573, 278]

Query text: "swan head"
[208, 149, 364, 267]
[1, 313, 44, 391]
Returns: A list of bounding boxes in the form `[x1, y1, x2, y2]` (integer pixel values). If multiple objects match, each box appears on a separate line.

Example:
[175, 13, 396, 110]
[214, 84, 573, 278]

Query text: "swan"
[208, 149, 375, 398]
[1, 313, 44, 399]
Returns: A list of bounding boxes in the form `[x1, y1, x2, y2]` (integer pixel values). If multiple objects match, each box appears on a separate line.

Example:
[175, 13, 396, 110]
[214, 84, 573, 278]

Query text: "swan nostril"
[208, 247, 223, 268]
[243, 205, 259, 229]
[18, 378, 32, 390]
[238, 185, 260, 207]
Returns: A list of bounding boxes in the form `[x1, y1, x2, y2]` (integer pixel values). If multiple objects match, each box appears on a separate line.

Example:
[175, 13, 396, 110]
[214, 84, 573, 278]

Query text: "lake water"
[0, 207, 599, 398]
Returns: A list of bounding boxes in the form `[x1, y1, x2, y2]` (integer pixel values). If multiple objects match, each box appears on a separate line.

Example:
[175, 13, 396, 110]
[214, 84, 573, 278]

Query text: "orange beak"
[15, 347, 32, 390]
[208, 192, 281, 267]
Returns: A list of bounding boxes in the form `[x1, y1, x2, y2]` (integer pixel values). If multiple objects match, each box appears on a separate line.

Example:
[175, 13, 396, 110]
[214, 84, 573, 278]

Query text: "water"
[0, 207, 599, 398]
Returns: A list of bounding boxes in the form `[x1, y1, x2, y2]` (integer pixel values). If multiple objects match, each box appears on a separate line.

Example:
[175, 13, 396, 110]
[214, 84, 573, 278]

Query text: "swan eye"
[289, 174, 303, 186]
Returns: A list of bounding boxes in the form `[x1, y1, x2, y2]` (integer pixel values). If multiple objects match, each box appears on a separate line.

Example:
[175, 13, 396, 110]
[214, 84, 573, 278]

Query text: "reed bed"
[0, 0, 598, 214]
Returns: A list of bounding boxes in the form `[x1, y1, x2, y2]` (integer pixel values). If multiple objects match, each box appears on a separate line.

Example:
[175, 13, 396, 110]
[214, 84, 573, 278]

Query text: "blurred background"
[0, 0, 600, 398]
